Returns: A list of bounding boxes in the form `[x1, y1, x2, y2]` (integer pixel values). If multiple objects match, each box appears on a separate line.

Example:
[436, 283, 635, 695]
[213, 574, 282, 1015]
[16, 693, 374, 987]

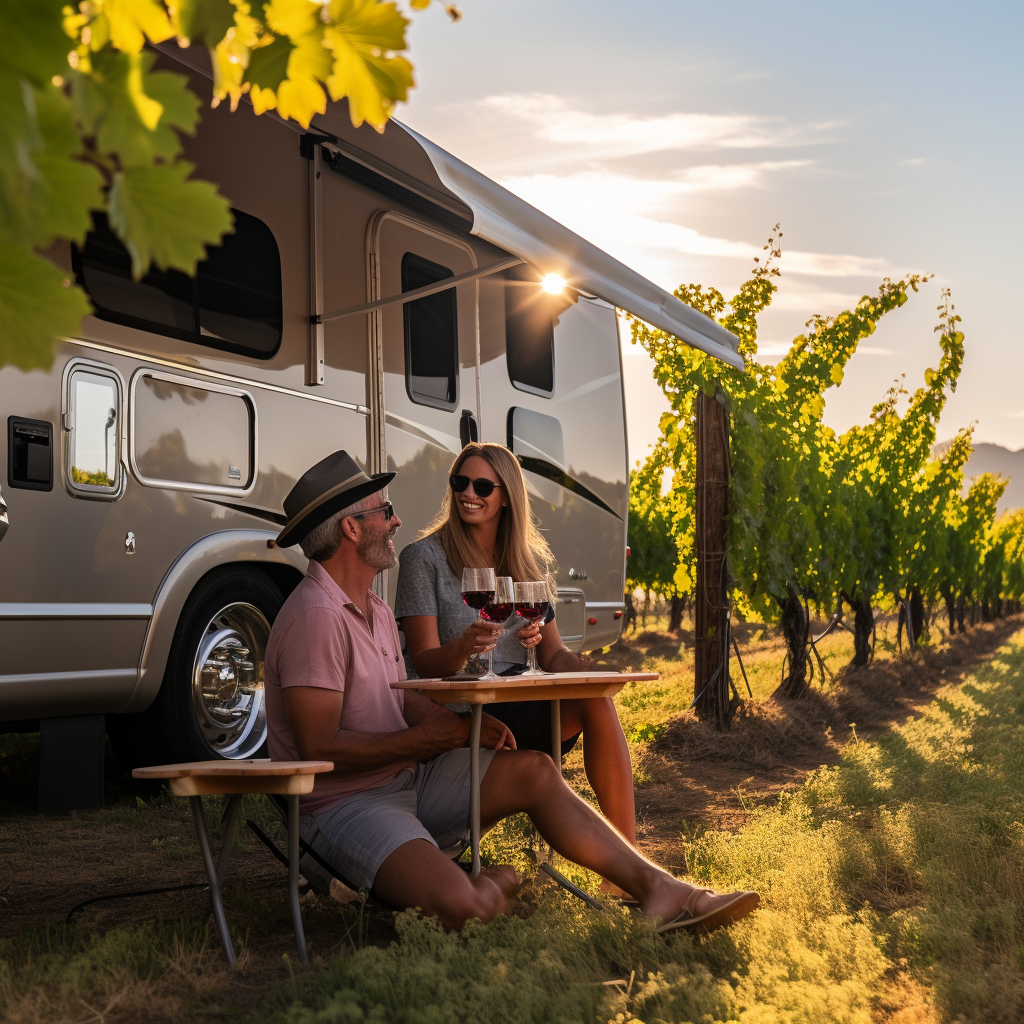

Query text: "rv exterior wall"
[0, 54, 629, 751]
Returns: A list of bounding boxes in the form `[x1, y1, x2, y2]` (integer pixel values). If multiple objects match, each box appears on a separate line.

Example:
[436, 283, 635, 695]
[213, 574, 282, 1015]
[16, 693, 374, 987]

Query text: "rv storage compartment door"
[130, 371, 255, 493]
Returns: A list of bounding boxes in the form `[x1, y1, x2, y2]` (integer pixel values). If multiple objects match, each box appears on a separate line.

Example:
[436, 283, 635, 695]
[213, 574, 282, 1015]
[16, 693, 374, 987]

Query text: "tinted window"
[505, 265, 555, 396]
[74, 210, 282, 359]
[402, 252, 458, 409]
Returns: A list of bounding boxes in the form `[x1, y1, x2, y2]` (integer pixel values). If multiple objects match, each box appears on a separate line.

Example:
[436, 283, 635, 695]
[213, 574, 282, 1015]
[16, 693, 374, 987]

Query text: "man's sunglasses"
[347, 501, 395, 523]
[449, 474, 503, 498]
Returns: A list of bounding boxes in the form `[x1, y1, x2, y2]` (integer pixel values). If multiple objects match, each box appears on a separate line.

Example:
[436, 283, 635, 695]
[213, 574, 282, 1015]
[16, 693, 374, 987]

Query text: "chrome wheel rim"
[191, 602, 270, 758]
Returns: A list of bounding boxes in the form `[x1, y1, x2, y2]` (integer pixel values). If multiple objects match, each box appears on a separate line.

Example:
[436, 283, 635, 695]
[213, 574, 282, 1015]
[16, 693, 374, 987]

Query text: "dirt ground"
[1, 616, 1021, 993]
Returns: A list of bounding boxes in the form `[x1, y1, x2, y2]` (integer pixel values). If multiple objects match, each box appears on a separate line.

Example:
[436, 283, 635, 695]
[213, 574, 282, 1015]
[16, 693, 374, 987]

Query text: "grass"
[2, 620, 1024, 1021]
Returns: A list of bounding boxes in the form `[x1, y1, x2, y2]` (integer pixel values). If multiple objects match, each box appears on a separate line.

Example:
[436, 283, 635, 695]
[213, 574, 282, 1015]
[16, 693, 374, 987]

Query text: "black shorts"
[488, 664, 581, 757]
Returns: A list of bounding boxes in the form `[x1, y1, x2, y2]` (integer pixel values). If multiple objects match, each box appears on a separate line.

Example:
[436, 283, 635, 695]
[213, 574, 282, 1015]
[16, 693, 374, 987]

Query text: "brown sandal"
[657, 888, 760, 934]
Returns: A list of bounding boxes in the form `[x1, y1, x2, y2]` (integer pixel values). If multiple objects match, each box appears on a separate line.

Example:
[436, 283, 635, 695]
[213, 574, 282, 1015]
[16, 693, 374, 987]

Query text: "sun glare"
[541, 273, 566, 294]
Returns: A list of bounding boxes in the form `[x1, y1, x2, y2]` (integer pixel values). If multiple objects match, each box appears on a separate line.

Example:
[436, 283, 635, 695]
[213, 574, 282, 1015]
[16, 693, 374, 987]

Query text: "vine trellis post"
[693, 389, 733, 728]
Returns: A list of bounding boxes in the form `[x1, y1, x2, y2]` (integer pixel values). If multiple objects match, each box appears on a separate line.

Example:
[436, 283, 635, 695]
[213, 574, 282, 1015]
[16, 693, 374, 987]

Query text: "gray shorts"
[300, 747, 496, 890]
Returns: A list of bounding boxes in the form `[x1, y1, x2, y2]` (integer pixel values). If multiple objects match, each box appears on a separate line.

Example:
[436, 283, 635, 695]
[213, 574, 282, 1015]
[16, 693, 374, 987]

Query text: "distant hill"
[933, 441, 1024, 513]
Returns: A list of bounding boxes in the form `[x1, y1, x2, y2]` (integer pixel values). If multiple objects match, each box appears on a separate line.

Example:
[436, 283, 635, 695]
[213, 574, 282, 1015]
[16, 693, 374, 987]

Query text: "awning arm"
[312, 256, 523, 325]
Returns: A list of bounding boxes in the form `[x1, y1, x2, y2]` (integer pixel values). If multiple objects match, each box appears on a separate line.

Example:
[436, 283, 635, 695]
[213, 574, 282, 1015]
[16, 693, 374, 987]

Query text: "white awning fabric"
[401, 124, 744, 370]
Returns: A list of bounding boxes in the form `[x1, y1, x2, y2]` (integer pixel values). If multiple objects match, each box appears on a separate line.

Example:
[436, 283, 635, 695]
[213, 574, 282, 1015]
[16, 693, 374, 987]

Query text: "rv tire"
[109, 567, 284, 769]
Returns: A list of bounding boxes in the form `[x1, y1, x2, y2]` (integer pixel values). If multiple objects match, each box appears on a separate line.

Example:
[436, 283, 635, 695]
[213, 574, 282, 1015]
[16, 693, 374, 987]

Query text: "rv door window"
[73, 210, 282, 359]
[67, 367, 121, 497]
[402, 252, 458, 410]
[505, 265, 556, 397]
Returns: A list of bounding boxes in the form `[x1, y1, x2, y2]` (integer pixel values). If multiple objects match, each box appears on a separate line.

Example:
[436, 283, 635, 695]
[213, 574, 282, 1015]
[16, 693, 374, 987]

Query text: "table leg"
[188, 796, 236, 966]
[287, 794, 309, 965]
[216, 794, 242, 887]
[550, 698, 562, 775]
[470, 703, 482, 879]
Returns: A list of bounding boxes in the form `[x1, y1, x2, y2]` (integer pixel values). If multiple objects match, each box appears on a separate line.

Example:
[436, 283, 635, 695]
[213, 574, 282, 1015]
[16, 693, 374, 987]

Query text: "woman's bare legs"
[560, 697, 636, 842]
[560, 696, 636, 897]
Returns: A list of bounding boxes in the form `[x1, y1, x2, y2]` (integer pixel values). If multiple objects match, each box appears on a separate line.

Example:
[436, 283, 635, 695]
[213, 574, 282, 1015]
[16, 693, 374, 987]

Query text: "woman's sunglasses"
[449, 474, 503, 499]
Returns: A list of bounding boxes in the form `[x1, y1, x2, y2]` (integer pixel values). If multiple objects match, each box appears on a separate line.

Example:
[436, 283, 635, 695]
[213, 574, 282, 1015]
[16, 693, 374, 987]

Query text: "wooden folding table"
[391, 671, 658, 887]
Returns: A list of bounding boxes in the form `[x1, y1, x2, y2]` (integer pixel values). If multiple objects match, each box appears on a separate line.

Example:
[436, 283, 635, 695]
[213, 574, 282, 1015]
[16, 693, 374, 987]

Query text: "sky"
[397, 0, 1024, 469]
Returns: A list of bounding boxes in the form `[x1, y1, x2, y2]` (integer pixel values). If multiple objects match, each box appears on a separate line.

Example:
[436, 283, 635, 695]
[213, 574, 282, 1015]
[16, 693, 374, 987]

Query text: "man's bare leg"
[372, 839, 515, 929]
[480, 750, 742, 923]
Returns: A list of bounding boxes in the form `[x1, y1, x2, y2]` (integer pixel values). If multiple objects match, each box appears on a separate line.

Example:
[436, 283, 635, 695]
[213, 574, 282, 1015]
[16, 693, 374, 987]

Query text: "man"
[265, 450, 759, 931]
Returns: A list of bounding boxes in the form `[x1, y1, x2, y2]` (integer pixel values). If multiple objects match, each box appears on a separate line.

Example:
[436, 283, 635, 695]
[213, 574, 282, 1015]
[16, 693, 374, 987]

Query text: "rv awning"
[401, 124, 744, 370]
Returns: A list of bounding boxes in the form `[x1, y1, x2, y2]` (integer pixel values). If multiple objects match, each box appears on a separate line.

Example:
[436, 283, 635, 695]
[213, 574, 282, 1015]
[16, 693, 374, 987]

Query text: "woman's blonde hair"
[422, 442, 556, 594]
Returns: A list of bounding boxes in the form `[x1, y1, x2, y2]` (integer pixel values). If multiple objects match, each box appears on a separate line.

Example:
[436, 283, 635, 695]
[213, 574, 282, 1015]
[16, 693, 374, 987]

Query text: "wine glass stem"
[527, 643, 538, 673]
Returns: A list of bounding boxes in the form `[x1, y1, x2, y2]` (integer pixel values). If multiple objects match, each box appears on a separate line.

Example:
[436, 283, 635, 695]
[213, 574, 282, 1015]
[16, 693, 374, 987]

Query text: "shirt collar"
[306, 560, 386, 618]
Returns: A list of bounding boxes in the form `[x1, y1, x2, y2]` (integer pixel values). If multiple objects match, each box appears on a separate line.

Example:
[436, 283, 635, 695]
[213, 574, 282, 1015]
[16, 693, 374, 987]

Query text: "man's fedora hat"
[276, 450, 394, 548]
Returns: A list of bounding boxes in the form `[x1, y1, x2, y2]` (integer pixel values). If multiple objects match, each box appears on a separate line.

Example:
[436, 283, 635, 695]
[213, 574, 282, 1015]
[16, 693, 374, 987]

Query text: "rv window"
[132, 372, 254, 493]
[402, 253, 458, 409]
[68, 367, 121, 497]
[73, 210, 282, 359]
[505, 266, 555, 397]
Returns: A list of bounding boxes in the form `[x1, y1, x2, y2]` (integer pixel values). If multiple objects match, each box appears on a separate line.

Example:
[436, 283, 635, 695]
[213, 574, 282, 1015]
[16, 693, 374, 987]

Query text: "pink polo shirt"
[265, 560, 414, 812]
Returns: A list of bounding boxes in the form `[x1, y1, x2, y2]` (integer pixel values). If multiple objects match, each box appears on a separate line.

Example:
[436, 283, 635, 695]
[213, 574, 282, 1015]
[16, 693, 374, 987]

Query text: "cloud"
[497, 170, 895, 280]
[479, 94, 826, 158]
[899, 157, 927, 166]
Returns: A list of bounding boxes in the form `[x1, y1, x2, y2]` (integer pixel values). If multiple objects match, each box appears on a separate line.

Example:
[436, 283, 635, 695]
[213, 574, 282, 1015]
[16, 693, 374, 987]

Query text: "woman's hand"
[515, 622, 543, 648]
[458, 619, 501, 660]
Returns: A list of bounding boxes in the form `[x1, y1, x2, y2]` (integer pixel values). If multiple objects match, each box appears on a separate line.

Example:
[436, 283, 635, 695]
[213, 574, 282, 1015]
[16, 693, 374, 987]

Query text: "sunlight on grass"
[2, 624, 1022, 1023]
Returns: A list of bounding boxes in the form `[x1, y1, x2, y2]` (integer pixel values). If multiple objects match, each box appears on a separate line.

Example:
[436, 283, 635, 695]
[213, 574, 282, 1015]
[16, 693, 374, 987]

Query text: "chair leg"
[287, 794, 309, 965]
[189, 796, 236, 966]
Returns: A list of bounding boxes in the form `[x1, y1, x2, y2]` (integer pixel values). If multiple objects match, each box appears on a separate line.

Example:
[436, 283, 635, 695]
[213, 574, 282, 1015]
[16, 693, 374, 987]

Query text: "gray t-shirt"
[394, 534, 528, 678]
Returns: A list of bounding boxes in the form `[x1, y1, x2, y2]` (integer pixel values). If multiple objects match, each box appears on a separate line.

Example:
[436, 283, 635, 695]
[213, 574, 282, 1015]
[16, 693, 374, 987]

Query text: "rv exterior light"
[541, 273, 566, 294]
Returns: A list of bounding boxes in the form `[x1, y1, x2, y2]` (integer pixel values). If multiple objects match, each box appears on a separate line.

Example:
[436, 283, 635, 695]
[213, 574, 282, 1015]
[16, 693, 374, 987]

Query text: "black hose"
[65, 882, 208, 926]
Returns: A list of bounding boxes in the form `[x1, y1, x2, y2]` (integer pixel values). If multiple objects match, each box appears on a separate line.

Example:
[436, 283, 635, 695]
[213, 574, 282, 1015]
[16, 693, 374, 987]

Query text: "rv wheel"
[112, 568, 284, 767]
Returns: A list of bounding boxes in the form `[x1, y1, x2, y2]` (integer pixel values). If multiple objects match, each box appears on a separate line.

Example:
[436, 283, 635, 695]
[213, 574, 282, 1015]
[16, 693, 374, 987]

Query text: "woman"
[395, 442, 636, 863]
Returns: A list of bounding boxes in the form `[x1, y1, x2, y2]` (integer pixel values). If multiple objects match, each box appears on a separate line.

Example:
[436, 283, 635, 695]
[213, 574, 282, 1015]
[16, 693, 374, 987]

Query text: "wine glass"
[479, 576, 514, 680]
[515, 581, 551, 675]
[462, 567, 496, 617]
[462, 567, 495, 676]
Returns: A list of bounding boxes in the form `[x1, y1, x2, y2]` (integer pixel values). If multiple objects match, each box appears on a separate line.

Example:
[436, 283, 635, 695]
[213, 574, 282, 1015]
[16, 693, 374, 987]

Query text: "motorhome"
[0, 45, 741, 778]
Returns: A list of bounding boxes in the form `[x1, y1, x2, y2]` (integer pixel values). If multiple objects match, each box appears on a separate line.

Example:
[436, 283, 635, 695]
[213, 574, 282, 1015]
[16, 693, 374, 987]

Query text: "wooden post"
[694, 390, 732, 728]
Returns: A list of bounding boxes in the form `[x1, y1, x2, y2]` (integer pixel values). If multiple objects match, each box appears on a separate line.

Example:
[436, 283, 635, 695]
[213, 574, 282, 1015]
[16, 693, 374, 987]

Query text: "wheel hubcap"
[191, 602, 270, 758]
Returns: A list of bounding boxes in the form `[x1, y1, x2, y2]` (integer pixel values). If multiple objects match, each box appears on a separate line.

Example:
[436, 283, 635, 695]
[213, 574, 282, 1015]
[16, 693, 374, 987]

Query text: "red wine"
[463, 590, 494, 611]
[482, 601, 514, 622]
[514, 601, 544, 623]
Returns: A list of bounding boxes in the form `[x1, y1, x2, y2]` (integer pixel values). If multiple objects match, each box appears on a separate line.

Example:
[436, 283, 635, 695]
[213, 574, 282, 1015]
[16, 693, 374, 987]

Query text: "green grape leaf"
[170, 0, 237, 47]
[76, 51, 200, 167]
[246, 34, 296, 91]
[107, 161, 232, 277]
[0, 247, 90, 371]
[0, 0, 71, 86]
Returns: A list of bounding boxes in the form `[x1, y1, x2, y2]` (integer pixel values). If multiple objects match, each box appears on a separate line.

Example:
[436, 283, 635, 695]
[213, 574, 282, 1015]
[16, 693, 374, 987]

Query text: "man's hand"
[413, 703, 471, 757]
[479, 712, 516, 751]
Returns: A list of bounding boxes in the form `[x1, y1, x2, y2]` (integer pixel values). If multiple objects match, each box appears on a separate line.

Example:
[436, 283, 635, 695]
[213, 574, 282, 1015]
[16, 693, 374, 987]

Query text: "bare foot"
[657, 888, 760, 933]
[480, 865, 522, 901]
[599, 879, 637, 902]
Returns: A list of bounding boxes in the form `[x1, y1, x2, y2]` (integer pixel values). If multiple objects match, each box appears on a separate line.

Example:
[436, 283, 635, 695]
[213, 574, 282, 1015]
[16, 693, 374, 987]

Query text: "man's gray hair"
[299, 493, 380, 561]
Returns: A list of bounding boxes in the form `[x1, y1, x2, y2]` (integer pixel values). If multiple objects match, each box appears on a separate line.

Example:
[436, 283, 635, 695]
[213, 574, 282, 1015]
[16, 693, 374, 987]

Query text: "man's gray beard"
[357, 529, 397, 571]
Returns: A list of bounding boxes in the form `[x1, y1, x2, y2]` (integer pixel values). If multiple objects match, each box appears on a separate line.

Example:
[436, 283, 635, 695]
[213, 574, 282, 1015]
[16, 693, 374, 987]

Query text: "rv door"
[368, 212, 481, 603]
